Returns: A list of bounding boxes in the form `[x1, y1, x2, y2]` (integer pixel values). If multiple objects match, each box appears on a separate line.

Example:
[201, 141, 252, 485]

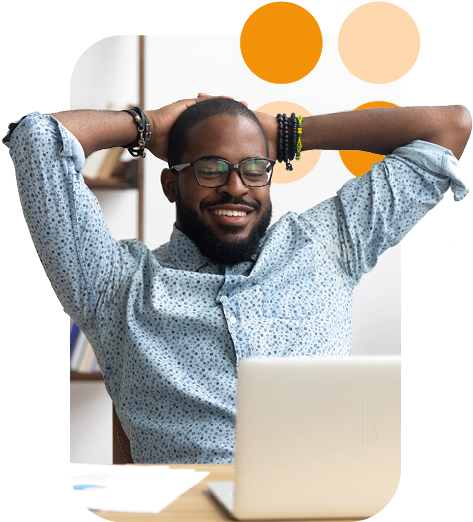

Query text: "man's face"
[169, 114, 272, 265]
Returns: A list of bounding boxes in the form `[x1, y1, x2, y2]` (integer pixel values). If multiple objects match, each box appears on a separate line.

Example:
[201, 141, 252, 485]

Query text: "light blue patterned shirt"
[4, 112, 468, 463]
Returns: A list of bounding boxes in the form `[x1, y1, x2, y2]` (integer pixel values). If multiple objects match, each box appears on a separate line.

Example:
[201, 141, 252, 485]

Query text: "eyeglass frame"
[170, 156, 276, 188]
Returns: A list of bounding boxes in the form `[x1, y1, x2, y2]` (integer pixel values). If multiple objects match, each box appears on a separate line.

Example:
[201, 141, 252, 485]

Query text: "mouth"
[205, 204, 255, 227]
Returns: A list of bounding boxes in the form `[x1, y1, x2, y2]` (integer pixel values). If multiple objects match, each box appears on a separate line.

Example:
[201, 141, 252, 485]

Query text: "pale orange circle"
[240, 2, 323, 84]
[339, 2, 420, 84]
[339, 101, 399, 177]
[256, 101, 320, 184]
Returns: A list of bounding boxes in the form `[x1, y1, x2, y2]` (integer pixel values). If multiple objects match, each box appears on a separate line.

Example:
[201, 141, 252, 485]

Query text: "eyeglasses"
[170, 157, 275, 188]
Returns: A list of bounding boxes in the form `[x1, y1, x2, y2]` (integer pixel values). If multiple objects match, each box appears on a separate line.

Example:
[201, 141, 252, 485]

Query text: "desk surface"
[92, 464, 348, 522]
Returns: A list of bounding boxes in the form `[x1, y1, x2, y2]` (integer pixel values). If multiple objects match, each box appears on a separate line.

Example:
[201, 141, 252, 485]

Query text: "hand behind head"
[145, 94, 248, 162]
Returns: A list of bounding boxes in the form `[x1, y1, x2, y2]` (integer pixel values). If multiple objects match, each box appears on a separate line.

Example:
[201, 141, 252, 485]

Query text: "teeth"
[211, 210, 247, 217]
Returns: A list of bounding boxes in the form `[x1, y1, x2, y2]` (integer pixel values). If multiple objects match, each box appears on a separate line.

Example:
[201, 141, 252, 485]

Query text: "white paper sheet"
[70, 463, 209, 513]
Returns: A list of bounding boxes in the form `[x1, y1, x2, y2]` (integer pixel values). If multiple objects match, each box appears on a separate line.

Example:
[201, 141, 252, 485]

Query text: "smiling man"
[3, 95, 470, 463]
[163, 108, 273, 265]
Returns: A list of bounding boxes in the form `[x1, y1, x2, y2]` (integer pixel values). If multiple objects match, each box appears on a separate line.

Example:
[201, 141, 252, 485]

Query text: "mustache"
[201, 196, 260, 212]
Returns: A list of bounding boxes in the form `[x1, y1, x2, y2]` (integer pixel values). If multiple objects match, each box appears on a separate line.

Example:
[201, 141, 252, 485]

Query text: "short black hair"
[167, 97, 269, 168]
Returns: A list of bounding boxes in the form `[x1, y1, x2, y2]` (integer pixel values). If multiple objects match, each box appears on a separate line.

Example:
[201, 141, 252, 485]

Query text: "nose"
[216, 168, 249, 197]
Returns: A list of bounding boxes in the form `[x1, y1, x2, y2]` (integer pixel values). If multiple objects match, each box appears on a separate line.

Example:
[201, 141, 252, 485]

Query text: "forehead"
[182, 114, 267, 164]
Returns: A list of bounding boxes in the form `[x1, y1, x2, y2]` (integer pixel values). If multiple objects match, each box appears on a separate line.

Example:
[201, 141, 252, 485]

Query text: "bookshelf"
[84, 157, 138, 190]
[71, 35, 146, 382]
[70, 371, 103, 381]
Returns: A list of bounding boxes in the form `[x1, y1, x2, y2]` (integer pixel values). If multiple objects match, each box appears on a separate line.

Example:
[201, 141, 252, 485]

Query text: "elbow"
[437, 105, 472, 160]
[450, 105, 471, 159]
[453, 104, 472, 139]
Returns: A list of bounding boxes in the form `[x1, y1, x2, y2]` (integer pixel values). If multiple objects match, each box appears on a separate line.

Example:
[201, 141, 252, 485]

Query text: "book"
[71, 330, 87, 371]
[90, 353, 100, 374]
[81, 102, 133, 180]
[70, 321, 80, 357]
[70, 327, 100, 374]
[91, 357, 101, 373]
[76, 341, 88, 373]
[77, 341, 96, 373]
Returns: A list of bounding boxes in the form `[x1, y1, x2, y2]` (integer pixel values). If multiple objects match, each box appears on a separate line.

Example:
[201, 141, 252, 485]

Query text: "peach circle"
[339, 101, 399, 177]
[338, 2, 420, 84]
[240, 2, 323, 84]
[256, 101, 321, 184]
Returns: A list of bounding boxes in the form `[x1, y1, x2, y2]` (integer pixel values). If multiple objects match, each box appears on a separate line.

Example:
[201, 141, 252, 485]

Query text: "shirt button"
[229, 316, 237, 324]
[220, 295, 228, 302]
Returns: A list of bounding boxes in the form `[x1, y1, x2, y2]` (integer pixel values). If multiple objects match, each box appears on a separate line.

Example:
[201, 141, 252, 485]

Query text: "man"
[3, 95, 470, 463]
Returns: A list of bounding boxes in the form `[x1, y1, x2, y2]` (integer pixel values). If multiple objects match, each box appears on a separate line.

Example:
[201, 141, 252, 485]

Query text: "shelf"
[71, 36, 145, 391]
[70, 371, 103, 381]
[84, 159, 138, 190]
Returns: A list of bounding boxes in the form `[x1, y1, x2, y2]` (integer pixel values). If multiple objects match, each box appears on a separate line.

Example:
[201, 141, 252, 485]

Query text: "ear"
[161, 168, 178, 203]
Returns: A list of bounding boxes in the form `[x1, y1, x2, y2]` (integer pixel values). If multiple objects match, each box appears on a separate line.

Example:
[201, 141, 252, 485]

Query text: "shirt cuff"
[3, 112, 86, 174]
[390, 139, 469, 202]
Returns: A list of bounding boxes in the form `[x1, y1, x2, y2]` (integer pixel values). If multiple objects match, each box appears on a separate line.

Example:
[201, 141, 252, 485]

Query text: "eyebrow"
[195, 155, 226, 162]
[194, 155, 265, 163]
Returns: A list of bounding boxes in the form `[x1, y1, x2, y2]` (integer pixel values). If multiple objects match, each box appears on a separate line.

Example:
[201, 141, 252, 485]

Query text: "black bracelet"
[282, 113, 289, 163]
[290, 113, 297, 161]
[287, 113, 294, 162]
[276, 114, 284, 163]
[122, 106, 151, 158]
[275, 112, 296, 171]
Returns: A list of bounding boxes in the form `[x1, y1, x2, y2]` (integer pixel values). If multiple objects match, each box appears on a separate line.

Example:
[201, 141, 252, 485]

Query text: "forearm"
[301, 105, 471, 160]
[50, 109, 139, 158]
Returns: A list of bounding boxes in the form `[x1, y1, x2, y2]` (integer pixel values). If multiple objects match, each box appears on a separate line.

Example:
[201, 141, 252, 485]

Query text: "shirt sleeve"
[3, 112, 143, 335]
[299, 140, 469, 284]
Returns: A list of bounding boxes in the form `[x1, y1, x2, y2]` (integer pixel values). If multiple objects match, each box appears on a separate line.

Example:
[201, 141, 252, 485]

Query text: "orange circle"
[256, 101, 320, 184]
[241, 2, 323, 84]
[339, 101, 399, 177]
[339, 2, 420, 84]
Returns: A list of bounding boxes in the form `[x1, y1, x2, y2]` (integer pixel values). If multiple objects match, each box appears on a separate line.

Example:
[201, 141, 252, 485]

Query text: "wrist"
[121, 107, 151, 158]
[143, 109, 157, 152]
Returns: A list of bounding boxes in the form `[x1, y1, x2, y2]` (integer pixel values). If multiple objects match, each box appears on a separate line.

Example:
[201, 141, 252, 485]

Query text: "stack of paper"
[70, 463, 209, 513]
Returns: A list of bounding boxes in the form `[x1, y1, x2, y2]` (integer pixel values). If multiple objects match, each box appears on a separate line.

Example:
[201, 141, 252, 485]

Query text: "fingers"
[196, 93, 248, 107]
[197, 93, 233, 100]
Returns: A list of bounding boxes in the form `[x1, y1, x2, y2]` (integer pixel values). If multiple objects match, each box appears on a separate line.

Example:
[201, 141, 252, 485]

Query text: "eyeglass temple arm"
[170, 163, 191, 172]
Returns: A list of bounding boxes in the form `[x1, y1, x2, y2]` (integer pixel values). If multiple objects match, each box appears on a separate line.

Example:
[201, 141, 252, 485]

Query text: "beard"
[176, 191, 272, 265]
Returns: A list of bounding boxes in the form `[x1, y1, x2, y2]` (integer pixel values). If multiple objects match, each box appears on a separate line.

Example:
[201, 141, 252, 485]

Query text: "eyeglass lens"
[195, 159, 271, 187]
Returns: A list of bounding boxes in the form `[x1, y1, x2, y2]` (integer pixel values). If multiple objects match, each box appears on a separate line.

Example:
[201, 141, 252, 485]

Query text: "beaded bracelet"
[276, 114, 283, 163]
[282, 113, 290, 165]
[296, 115, 303, 160]
[290, 113, 297, 161]
[276, 112, 302, 170]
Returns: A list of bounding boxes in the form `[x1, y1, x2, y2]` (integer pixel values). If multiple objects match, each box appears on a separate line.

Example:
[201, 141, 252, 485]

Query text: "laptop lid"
[231, 355, 400, 520]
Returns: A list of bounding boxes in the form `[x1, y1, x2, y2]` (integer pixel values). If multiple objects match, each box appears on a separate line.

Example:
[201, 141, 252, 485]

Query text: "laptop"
[208, 355, 400, 520]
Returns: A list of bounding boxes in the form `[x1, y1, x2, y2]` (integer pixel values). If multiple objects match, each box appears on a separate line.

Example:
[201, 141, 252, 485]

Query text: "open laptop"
[208, 355, 400, 520]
